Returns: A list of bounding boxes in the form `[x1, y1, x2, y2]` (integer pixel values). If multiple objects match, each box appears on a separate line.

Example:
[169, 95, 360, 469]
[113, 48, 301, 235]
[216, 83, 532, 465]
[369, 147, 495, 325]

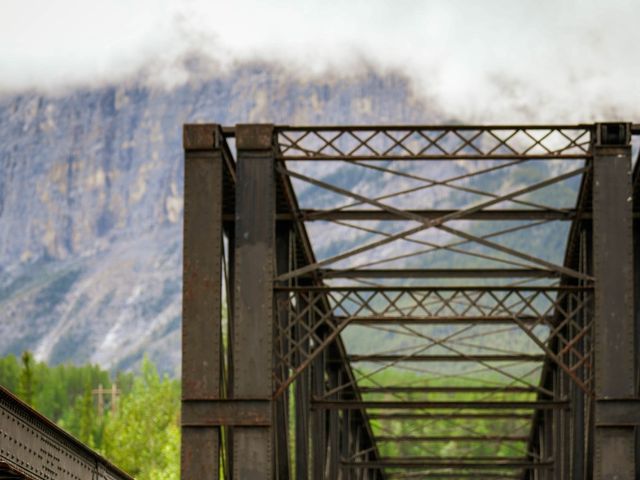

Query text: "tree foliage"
[101, 357, 180, 480]
[0, 353, 180, 479]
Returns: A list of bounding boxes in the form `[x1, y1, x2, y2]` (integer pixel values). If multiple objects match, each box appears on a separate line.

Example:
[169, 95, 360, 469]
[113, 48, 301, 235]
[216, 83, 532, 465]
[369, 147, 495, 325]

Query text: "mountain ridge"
[0, 61, 441, 374]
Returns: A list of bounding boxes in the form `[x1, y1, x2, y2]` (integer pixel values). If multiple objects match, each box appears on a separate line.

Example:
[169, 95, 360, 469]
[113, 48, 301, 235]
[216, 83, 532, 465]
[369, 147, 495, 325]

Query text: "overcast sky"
[2, 0, 639, 121]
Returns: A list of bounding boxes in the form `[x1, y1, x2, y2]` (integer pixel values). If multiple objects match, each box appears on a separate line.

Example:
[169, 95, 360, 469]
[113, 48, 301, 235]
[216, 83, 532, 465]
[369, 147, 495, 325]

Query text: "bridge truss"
[0, 385, 132, 480]
[181, 123, 640, 480]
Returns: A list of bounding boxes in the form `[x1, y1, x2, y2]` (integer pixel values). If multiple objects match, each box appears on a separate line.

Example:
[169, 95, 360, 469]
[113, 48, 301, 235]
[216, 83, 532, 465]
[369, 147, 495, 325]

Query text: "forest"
[0, 353, 180, 480]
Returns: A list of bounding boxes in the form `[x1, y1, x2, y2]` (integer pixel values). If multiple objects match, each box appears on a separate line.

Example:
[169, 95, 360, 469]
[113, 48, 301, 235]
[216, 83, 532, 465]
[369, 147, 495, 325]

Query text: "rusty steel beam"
[232, 124, 276, 479]
[274, 222, 292, 480]
[277, 154, 589, 162]
[181, 124, 225, 480]
[312, 400, 568, 410]
[376, 435, 529, 442]
[387, 474, 519, 480]
[290, 209, 581, 221]
[347, 315, 553, 325]
[345, 354, 546, 363]
[181, 399, 272, 427]
[595, 399, 640, 426]
[342, 458, 553, 470]
[274, 285, 591, 292]
[275, 125, 592, 161]
[592, 123, 636, 480]
[319, 268, 558, 279]
[0, 386, 132, 480]
[634, 149, 640, 480]
[222, 211, 596, 222]
[368, 412, 532, 420]
[358, 386, 537, 394]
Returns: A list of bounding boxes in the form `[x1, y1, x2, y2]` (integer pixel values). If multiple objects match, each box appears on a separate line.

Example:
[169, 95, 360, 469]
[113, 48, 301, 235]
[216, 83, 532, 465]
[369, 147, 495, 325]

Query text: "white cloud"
[1, 0, 639, 121]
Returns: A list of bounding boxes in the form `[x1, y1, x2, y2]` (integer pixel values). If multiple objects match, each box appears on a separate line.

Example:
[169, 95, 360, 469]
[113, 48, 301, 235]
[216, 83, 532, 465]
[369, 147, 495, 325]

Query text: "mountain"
[0, 61, 443, 375]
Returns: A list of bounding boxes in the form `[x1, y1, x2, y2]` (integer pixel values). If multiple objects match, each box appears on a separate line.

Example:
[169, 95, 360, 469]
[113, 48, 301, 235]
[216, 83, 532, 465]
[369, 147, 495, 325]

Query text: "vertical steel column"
[328, 366, 340, 480]
[592, 123, 636, 480]
[233, 124, 276, 480]
[226, 225, 236, 480]
[583, 223, 595, 480]
[634, 182, 640, 479]
[570, 281, 586, 480]
[275, 222, 292, 480]
[295, 282, 311, 480]
[182, 124, 224, 480]
[312, 342, 327, 480]
[544, 409, 553, 480]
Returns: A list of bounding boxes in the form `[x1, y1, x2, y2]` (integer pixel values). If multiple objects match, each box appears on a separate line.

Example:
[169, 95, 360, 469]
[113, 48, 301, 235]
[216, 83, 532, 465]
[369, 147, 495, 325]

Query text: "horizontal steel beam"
[279, 154, 590, 161]
[386, 474, 519, 480]
[358, 386, 537, 394]
[291, 209, 582, 221]
[226, 210, 639, 221]
[369, 412, 533, 420]
[312, 400, 567, 410]
[347, 315, 552, 325]
[276, 124, 591, 130]
[319, 268, 558, 279]
[595, 399, 640, 426]
[181, 399, 272, 427]
[375, 435, 529, 442]
[221, 123, 596, 133]
[218, 123, 640, 138]
[342, 457, 553, 469]
[275, 285, 592, 292]
[346, 354, 546, 363]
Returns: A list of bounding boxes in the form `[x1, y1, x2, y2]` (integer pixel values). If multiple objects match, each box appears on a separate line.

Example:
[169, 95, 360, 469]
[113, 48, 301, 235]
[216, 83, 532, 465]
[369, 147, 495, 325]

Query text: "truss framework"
[181, 122, 640, 480]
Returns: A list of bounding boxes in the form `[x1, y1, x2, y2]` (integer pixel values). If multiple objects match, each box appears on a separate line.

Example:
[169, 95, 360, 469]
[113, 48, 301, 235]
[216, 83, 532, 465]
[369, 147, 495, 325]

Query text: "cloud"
[1, 0, 639, 122]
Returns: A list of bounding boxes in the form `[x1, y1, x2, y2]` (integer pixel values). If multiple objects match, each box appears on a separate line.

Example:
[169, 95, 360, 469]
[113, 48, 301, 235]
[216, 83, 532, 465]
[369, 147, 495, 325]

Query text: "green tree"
[0, 354, 20, 392]
[19, 351, 36, 406]
[101, 357, 180, 480]
[77, 382, 96, 446]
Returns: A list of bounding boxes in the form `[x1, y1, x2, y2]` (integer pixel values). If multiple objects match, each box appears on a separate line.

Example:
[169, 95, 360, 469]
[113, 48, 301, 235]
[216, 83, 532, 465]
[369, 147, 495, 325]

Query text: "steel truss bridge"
[181, 122, 640, 480]
[2, 122, 639, 480]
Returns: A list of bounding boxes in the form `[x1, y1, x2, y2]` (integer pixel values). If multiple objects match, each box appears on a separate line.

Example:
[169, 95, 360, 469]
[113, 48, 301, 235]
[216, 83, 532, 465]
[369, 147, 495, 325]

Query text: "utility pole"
[92, 383, 119, 417]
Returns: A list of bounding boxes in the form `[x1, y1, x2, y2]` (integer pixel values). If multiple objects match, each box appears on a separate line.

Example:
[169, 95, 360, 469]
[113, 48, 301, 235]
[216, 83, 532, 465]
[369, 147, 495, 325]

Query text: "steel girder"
[181, 123, 640, 480]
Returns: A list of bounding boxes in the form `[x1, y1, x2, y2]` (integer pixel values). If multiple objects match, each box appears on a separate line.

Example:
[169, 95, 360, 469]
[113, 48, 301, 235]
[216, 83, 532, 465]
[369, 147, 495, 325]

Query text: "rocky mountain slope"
[0, 62, 441, 374]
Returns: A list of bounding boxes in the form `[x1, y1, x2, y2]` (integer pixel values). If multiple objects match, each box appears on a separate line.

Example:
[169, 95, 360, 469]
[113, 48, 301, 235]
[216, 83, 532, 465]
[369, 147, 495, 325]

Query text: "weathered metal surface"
[288, 209, 583, 221]
[368, 412, 532, 420]
[593, 127, 636, 480]
[0, 386, 132, 480]
[182, 400, 272, 427]
[276, 125, 592, 160]
[236, 124, 274, 150]
[595, 399, 640, 426]
[318, 268, 559, 279]
[375, 435, 529, 442]
[181, 124, 224, 480]
[233, 124, 275, 480]
[311, 400, 567, 410]
[183, 123, 222, 150]
[273, 222, 291, 480]
[342, 458, 553, 469]
[345, 354, 546, 363]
